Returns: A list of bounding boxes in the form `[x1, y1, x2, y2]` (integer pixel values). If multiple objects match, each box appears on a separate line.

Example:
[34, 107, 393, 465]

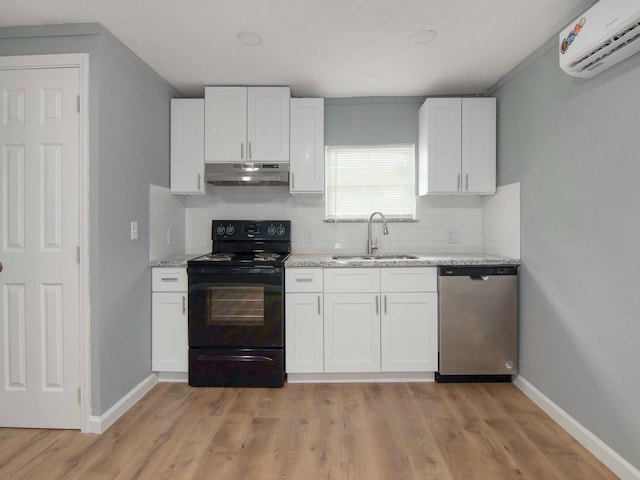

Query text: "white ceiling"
[1, 0, 593, 98]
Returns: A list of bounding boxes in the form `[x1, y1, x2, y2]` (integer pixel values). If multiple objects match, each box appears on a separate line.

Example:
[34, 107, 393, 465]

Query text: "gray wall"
[0, 24, 178, 416]
[325, 96, 422, 146]
[493, 42, 640, 467]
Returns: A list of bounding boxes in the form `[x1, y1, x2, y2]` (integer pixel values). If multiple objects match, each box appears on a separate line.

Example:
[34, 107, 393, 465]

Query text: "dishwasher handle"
[470, 275, 490, 281]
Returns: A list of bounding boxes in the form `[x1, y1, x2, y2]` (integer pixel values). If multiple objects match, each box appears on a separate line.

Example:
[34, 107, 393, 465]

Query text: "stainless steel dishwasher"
[436, 265, 518, 382]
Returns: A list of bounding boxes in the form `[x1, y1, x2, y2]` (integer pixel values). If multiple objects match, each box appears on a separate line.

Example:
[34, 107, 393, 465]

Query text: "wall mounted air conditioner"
[559, 0, 640, 78]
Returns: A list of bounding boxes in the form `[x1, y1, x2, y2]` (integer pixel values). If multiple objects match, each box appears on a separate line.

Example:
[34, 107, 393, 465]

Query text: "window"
[325, 144, 416, 220]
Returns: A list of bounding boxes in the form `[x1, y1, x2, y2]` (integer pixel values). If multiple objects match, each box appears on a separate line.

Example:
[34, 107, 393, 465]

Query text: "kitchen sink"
[332, 254, 419, 260]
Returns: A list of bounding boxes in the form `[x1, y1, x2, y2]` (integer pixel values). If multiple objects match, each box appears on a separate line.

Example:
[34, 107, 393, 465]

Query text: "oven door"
[187, 265, 283, 348]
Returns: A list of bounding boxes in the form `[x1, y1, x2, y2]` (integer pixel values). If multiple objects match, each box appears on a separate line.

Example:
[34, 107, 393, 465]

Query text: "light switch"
[130, 221, 138, 240]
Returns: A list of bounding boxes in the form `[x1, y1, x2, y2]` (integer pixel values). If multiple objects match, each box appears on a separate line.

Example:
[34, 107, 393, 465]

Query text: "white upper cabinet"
[205, 86, 290, 163]
[290, 98, 325, 195]
[170, 99, 205, 194]
[418, 97, 496, 195]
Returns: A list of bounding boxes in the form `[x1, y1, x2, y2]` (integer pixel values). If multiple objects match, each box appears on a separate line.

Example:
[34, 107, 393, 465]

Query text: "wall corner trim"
[86, 373, 158, 434]
[514, 376, 640, 480]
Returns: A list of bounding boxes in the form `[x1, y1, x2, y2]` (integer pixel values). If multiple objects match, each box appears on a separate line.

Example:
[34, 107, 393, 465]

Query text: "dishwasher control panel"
[439, 266, 518, 276]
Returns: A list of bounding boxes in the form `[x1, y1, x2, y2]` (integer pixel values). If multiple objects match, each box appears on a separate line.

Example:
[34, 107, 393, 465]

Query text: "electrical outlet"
[130, 221, 138, 240]
[304, 228, 313, 243]
[447, 230, 460, 244]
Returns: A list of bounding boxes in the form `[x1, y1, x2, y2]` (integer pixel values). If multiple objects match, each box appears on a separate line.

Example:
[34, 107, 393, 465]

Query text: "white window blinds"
[325, 144, 416, 220]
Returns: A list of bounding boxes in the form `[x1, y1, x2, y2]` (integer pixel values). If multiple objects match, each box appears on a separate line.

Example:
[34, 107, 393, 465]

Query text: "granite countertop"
[149, 253, 204, 268]
[285, 253, 521, 268]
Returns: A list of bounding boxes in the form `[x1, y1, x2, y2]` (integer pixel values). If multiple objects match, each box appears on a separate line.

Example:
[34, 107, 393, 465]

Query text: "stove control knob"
[276, 224, 286, 236]
[225, 225, 235, 235]
[267, 224, 276, 236]
[216, 225, 226, 236]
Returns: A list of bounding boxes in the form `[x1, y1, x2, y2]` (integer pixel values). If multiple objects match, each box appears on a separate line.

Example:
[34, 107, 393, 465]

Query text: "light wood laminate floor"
[0, 382, 617, 479]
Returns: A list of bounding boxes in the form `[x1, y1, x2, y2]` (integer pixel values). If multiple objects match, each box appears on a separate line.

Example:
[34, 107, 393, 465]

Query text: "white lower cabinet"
[285, 268, 324, 373]
[286, 266, 438, 378]
[152, 268, 188, 373]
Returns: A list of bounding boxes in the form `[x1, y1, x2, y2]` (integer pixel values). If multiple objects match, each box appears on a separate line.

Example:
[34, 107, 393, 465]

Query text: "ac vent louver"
[559, 0, 640, 78]
[571, 21, 640, 74]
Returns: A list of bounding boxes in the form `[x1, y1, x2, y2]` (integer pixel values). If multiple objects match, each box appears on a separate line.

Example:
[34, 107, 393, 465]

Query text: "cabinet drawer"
[285, 268, 323, 292]
[381, 267, 437, 292]
[324, 268, 380, 293]
[152, 268, 187, 292]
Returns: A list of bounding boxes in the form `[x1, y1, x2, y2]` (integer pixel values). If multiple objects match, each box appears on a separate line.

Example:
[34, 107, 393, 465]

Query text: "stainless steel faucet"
[367, 211, 389, 254]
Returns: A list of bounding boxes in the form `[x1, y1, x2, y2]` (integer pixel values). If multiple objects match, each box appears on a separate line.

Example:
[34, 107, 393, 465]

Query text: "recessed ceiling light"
[411, 29, 438, 45]
[237, 31, 263, 46]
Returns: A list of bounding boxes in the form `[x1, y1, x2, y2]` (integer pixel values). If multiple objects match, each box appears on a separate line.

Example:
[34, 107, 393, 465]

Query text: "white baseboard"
[287, 371, 435, 383]
[158, 371, 188, 382]
[514, 376, 640, 480]
[86, 373, 159, 434]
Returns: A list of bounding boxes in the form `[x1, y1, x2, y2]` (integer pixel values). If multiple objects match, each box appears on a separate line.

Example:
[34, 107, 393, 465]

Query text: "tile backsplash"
[482, 182, 520, 258]
[184, 185, 485, 255]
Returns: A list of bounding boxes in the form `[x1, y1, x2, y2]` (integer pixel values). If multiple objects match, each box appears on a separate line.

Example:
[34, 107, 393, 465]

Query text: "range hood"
[205, 163, 289, 186]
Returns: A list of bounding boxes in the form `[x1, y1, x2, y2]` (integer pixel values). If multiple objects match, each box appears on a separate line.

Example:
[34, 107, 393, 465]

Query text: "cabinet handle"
[161, 277, 179, 282]
[317, 295, 321, 315]
[295, 277, 312, 283]
[248, 142, 252, 160]
[182, 295, 186, 314]
[465, 173, 469, 191]
[241, 142, 244, 160]
[291, 172, 294, 190]
[457, 173, 461, 191]
[197, 173, 201, 190]
[375, 295, 379, 314]
[384, 295, 387, 314]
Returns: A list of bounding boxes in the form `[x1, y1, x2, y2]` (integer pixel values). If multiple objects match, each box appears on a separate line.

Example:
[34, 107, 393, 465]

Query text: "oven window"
[206, 286, 264, 326]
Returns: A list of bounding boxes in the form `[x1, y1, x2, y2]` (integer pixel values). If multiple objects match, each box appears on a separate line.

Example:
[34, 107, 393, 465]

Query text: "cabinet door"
[418, 97, 462, 195]
[462, 97, 496, 194]
[381, 292, 438, 372]
[171, 99, 205, 194]
[247, 87, 290, 162]
[204, 86, 247, 163]
[290, 98, 324, 194]
[152, 292, 188, 372]
[285, 293, 323, 373]
[324, 293, 380, 372]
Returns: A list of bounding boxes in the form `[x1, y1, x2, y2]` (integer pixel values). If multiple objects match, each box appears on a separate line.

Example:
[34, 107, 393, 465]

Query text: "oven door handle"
[196, 354, 275, 363]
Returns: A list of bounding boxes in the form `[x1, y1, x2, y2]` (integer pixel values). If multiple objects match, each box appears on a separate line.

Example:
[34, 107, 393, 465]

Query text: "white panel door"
[204, 86, 247, 163]
[461, 97, 496, 194]
[418, 97, 462, 194]
[381, 292, 438, 372]
[324, 293, 380, 373]
[289, 98, 324, 194]
[170, 98, 205, 194]
[152, 292, 188, 372]
[285, 293, 323, 373]
[247, 87, 290, 162]
[0, 67, 80, 428]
